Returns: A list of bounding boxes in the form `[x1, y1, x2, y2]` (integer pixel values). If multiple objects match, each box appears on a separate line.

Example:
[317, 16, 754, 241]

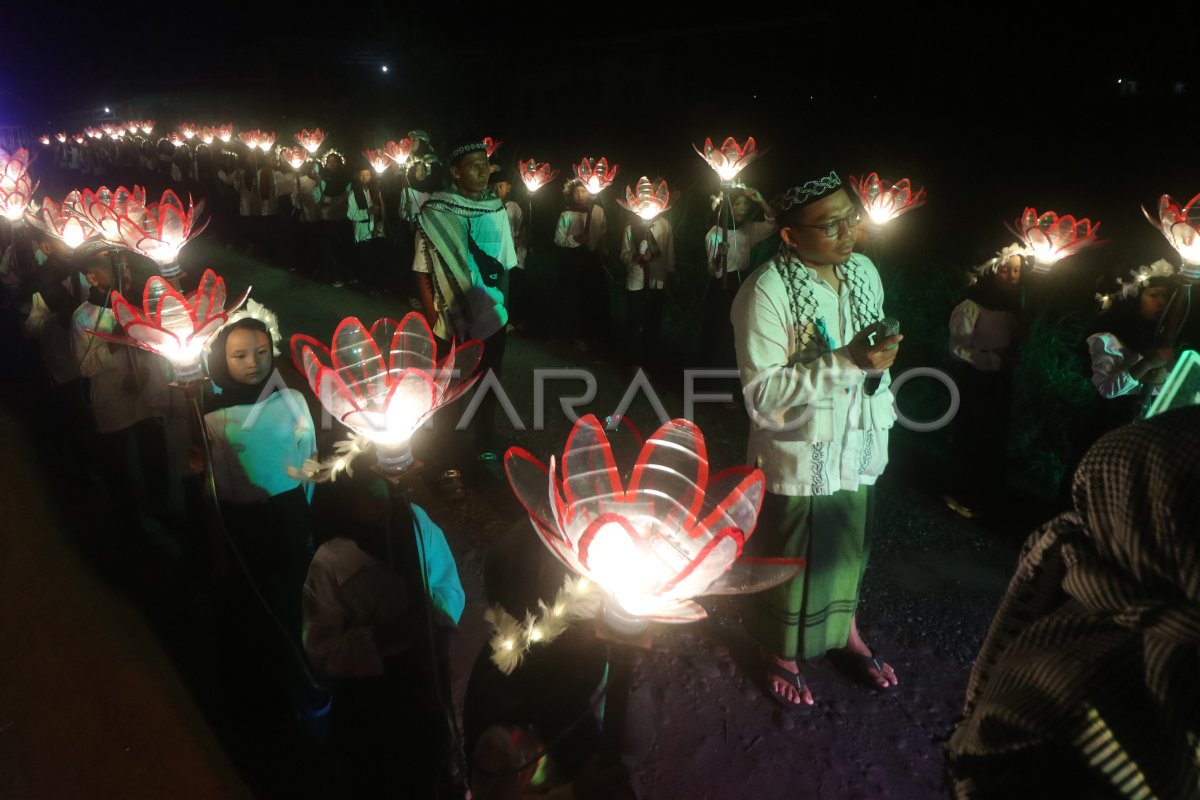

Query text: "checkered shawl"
[417, 189, 513, 340]
[772, 244, 883, 351]
[948, 406, 1200, 799]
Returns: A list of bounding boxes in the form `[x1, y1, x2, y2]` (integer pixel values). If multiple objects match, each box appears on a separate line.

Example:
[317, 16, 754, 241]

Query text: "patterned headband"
[772, 171, 842, 215]
[448, 141, 488, 162]
[973, 242, 1027, 275]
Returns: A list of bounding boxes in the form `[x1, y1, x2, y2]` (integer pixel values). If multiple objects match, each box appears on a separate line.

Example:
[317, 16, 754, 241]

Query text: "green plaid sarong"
[745, 487, 870, 662]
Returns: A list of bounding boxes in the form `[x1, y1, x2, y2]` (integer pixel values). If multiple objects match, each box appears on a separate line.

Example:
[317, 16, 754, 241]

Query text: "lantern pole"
[373, 458, 468, 782]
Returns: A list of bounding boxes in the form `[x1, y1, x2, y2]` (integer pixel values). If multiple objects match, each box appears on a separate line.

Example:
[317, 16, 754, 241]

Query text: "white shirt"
[72, 302, 171, 433]
[554, 206, 607, 251]
[302, 504, 465, 678]
[24, 277, 85, 385]
[203, 388, 316, 504]
[732, 253, 896, 496]
[620, 218, 675, 291]
[505, 200, 526, 269]
[293, 175, 320, 222]
[704, 220, 777, 277]
[948, 299, 1021, 372]
[1087, 332, 1144, 399]
[413, 195, 516, 341]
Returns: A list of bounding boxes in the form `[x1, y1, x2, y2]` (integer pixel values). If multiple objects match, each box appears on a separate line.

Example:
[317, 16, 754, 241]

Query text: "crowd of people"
[1, 127, 1196, 799]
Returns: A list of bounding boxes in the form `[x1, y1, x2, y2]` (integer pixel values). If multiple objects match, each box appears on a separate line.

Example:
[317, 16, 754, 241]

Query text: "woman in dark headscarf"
[202, 304, 317, 688]
[1081, 263, 1182, 434]
[947, 405, 1200, 799]
[943, 244, 1027, 518]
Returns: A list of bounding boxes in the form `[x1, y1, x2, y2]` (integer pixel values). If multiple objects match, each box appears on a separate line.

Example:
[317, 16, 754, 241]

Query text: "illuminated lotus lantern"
[216, 123, 233, 143]
[619, 176, 672, 222]
[73, 133, 86, 144]
[141, 121, 155, 135]
[91, 268, 248, 383]
[505, 415, 801, 630]
[384, 138, 414, 166]
[279, 146, 307, 170]
[484, 136, 503, 158]
[1006, 207, 1102, 273]
[0, 149, 38, 223]
[180, 122, 198, 140]
[84, 128, 101, 140]
[1145, 193, 1200, 281]
[237, 130, 259, 149]
[849, 172, 927, 225]
[101, 123, 118, 138]
[198, 126, 216, 145]
[55, 132, 67, 144]
[38, 135, 50, 146]
[166, 131, 186, 148]
[124, 121, 140, 135]
[75, 185, 146, 242]
[363, 148, 391, 174]
[114, 189, 208, 279]
[573, 157, 619, 195]
[290, 313, 484, 473]
[257, 131, 277, 152]
[692, 136, 761, 185]
[294, 127, 326, 154]
[27, 193, 94, 249]
[518, 159, 558, 194]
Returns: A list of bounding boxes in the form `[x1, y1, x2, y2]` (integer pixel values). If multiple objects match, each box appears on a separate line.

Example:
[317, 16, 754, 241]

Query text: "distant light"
[103, 106, 110, 113]
[381, 65, 389, 73]
[1175, 81, 1187, 94]
[1117, 79, 1123, 84]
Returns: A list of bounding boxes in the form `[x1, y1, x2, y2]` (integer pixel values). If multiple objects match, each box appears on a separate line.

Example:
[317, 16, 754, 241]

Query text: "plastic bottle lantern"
[519, 159, 559, 194]
[1006, 207, 1103, 273]
[294, 127, 326, 154]
[573, 157, 619, 195]
[290, 313, 484, 473]
[0, 148, 38, 223]
[505, 415, 802, 631]
[849, 172, 927, 225]
[619, 176, 672, 222]
[91, 269, 249, 383]
[114, 189, 208, 279]
[692, 136, 761, 184]
[1146, 193, 1200, 281]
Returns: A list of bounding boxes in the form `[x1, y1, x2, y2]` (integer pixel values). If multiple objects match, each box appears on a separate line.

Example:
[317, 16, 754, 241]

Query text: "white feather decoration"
[482, 575, 605, 674]
[286, 434, 371, 483]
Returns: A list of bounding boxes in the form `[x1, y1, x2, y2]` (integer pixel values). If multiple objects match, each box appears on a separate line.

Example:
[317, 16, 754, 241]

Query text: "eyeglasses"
[793, 211, 862, 239]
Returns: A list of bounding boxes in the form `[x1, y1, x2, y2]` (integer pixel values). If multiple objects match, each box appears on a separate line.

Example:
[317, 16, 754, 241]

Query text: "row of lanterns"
[11, 125, 1200, 655]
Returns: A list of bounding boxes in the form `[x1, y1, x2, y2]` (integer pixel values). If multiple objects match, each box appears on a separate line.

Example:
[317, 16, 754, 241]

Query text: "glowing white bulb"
[381, 65, 389, 73]
[62, 223, 86, 249]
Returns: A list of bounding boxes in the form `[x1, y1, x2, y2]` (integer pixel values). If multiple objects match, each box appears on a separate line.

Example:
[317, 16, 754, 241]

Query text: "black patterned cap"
[770, 170, 843, 218]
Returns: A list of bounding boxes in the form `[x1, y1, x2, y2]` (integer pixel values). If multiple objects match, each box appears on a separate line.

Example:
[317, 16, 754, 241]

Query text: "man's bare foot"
[839, 616, 899, 689]
[767, 654, 814, 706]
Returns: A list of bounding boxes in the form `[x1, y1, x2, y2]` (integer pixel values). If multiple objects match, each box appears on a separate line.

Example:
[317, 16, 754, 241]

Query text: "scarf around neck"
[417, 188, 515, 340]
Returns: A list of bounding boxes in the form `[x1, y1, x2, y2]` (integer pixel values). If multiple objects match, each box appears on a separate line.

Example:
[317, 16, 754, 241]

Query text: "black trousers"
[626, 288, 665, 368]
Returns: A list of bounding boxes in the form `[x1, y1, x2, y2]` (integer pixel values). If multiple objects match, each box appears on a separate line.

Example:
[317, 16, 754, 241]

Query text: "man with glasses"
[732, 171, 903, 707]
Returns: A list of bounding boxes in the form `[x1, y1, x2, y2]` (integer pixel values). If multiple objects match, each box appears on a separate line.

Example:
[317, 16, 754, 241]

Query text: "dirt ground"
[1, 244, 1049, 799]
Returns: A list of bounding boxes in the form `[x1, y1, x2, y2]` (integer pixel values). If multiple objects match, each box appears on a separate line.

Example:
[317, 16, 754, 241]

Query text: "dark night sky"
[4, 7, 1198, 278]
[4, 10, 1193, 127]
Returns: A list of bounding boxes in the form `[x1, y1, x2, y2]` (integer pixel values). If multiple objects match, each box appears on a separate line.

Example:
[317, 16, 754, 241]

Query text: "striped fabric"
[947, 406, 1200, 799]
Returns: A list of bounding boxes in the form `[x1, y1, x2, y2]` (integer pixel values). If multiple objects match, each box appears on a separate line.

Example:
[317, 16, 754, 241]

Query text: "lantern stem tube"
[601, 597, 650, 637]
[376, 441, 415, 474]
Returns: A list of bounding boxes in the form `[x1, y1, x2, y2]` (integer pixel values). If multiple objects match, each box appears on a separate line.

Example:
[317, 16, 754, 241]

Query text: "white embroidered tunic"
[732, 253, 896, 496]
